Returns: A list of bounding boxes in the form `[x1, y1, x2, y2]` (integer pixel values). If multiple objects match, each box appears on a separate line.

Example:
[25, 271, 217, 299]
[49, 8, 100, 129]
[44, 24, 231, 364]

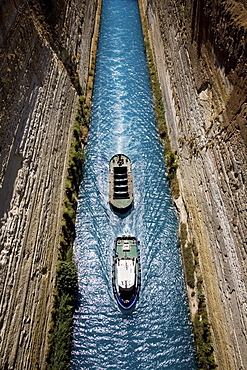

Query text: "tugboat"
[112, 236, 141, 310]
[109, 154, 133, 214]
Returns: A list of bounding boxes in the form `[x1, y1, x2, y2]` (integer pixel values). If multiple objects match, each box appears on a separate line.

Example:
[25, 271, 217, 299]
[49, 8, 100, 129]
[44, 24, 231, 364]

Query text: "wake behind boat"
[109, 154, 133, 214]
[112, 236, 141, 310]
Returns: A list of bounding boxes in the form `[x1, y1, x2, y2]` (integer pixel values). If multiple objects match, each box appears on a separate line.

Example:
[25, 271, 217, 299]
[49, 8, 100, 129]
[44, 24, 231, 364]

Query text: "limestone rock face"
[143, 0, 247, 368]
[0, 0, 97, 369]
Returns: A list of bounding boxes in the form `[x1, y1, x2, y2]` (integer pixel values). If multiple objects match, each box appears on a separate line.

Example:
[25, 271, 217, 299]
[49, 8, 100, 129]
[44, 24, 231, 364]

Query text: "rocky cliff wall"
[141, 0, 247, 368]
[0, 1, 98, 369]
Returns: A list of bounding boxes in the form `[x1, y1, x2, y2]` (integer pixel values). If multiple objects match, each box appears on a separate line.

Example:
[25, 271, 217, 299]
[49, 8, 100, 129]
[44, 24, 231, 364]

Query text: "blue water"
[71, 0, 196, 369]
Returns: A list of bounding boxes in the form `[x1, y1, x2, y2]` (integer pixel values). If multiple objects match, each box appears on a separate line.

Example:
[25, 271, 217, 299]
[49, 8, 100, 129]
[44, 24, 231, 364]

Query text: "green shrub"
[179, 223, 187, 247]
[46, 100, 86, 369]
[170, 176, 180, 199]
[165, 151, 178, 179]
[193, 312, 217, 369]
[79, 95, 86, 104]
[192, 271, 217, 368]
[0, 76, 8, 87]
[56, 260, 78, 296]
[74, 120, 81, 139]
[178, 221, 217, 368]
[183, 242, 195, 288]
[47, 294, 74, 370]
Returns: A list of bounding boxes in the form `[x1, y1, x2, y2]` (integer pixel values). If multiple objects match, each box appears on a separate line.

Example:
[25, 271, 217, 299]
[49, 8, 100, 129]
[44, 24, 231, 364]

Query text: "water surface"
[72, 0, 196, 368]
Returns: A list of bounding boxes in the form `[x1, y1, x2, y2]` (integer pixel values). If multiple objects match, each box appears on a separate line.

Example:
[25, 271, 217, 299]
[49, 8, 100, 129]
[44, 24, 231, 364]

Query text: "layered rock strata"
[0, 1, 97, 369]
[140, 0, 247, 368]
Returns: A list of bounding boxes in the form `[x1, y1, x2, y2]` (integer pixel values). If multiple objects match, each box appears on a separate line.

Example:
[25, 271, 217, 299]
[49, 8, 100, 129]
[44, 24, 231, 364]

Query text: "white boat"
[112, 236, 141, 310]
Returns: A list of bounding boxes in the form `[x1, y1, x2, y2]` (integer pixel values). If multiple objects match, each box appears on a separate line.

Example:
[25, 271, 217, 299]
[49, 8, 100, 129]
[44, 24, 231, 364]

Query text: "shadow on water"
[110, 206, 133, 219]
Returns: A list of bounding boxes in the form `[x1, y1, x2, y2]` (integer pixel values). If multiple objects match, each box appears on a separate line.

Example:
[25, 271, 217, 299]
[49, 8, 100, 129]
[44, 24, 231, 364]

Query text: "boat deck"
[115, 237, 139, 259]
[109, 154, 133, 213]
[113, 236, 141, 310]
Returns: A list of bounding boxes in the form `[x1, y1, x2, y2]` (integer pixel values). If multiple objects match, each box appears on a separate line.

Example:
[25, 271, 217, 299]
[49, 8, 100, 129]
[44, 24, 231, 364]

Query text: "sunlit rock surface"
[0, 0, 246, 368]
[140, 0, 247, 368]
[0, 1, 97, 368]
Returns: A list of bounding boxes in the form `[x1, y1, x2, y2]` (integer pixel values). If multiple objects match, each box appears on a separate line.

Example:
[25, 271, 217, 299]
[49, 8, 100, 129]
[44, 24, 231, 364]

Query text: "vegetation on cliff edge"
[46, 3, 101, 367]
[179, 223, 217, 369]
[141, 11, 179, 199]
[139, 2, 217, 368]
[46, 98, 88, 370]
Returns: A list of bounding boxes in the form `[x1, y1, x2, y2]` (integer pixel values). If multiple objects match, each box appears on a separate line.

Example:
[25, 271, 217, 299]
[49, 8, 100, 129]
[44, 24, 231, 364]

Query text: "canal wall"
[0, 1, 98, 369]
[139, 0, 247, 369]
[1, 0, 246, 368]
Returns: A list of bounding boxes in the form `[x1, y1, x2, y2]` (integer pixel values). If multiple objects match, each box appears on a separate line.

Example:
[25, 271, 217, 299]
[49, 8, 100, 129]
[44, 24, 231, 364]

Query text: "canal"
[71, 0, 197, 368]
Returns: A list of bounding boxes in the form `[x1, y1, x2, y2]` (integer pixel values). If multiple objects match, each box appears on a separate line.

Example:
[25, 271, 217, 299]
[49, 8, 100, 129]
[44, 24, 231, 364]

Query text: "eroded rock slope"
[0, 1, 97, 368]
[141, 0, 247, 368]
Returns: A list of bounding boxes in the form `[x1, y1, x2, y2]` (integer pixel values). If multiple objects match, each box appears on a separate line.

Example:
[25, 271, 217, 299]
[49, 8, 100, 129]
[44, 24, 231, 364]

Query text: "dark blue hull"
[113, 287, 140, 311]
[112, 236, 141, 312]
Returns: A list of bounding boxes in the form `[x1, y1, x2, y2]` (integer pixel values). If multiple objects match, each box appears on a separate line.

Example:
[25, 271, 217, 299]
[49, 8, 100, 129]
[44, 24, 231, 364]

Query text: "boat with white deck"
[112, 236, 141, 310]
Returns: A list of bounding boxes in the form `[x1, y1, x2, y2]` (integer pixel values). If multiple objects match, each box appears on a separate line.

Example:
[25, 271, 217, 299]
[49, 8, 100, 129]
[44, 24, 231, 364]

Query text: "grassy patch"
[180, 224, 195, 288]
[182, 242, 195, 289]
[47, 259, 77, 370]
[193, 287, 217, 369]
[46, 103, 85, 369]
[165, 151, 179, 198]
[179, 223, 217, 369]
[180, 222, 187, 248]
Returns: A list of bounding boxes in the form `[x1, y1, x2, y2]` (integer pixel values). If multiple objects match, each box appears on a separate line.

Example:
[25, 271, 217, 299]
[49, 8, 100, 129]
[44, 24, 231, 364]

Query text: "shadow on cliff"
[0, 152, 23, 223]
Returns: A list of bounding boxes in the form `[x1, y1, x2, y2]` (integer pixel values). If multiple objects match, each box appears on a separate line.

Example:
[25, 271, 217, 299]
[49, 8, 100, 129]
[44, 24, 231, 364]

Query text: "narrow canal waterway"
[71, 0, 196, 368]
